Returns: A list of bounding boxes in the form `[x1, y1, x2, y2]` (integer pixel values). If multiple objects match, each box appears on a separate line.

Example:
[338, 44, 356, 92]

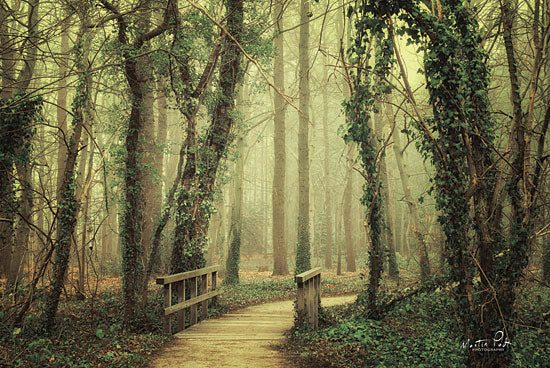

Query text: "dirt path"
[148, 295, 356, 368]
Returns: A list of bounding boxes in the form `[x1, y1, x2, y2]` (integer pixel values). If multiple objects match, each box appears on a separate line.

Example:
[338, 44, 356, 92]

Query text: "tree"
[43, 10, 91, 330]
[99, 0, 177, 328]
[295, 0, 312, 275]
[348, 1, 548, 365]
[225, 88, 247, 284]
[374, 109, 398, 279]
[272, 0, 289, 276]
[385, 101, 430, 281]
[170, 0, 244, 274]
[0, 0, 40, 290]
[342, 148, 356, 273]
[322, 48, 333, 269]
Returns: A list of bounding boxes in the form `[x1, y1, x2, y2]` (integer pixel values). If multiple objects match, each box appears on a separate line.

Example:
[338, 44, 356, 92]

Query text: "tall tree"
[295, 0, 311, 274]
[374, 110, 398, 279]
[225, 87, 247, 284]
[99, 0, 176, 328]
[386, 102, 430, 281]
[272, 0, 289, 275]
[1, 0, 41, 291]
[43, 10, 90, 330]
[170, 0, 244, 274]
[322, 48, 333, 269]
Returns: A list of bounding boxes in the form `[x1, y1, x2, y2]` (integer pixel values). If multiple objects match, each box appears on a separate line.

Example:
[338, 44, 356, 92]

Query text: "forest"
[0, 0, 549, 367]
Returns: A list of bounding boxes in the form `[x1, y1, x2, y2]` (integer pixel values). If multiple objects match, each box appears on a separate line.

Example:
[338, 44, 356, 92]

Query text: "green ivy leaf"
[96, 328, 105, 339]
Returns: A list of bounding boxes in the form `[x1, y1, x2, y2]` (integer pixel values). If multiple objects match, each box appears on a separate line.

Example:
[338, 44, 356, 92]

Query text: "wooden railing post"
[212, 270, 218, 304]
[177, 280, 185, 331]
[190, 276, 197, 325]
[295, 267, 321, 329]
[297, 281, 304, 314]
[200, 273, 208, 320]
[163, 283, 171, 333]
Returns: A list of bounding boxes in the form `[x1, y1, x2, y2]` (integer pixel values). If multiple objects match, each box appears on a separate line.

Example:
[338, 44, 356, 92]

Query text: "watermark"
[461, 331, 512, 352]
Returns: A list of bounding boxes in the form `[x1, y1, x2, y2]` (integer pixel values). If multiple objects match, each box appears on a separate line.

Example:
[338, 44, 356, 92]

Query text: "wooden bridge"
[150, 266, 353, 367]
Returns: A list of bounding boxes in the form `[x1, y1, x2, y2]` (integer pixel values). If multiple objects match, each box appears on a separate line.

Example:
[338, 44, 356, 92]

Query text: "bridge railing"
[156, 265, 220, 334]
[295, 267, 321, 329]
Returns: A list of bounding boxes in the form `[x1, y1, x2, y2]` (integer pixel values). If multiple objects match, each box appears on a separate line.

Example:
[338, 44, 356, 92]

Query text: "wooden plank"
[212, 271, 218, 304]
[308, 279, 314, 325]
[200, 274, 208, 320]
[296, 281, 304, 314]
[295, 267, 321, 283]
[190, 277, 198, 325]
[314, 274, 319, 329]
[163, 283, 171, 333]
[164, 290, 221, 316]
[156, 265, 220, 285]
[177, 280, 185, 331]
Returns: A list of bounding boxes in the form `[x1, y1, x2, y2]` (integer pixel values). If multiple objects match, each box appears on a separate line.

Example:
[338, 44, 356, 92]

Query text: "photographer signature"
[461, 331, 512, 352]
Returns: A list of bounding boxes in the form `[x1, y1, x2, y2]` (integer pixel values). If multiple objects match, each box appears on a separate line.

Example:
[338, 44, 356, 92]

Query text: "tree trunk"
[170, 0, 243, 274]
[322, 50, 333, 269]
[9, 162, 33, 290]
[386, 104, 430, 281]
[43, 21, 89, 330]
[295, 0, 311, 274]
[78, 140, 95, 297]
[0, 0, 39, 281]
[225, 133, 245, 284]
[374, 115, 398, 279]
[271, 0, 288, 275]
[56, 23, 69, 212]
[343, 148, 356, 272]
[336, 202, 342, 275]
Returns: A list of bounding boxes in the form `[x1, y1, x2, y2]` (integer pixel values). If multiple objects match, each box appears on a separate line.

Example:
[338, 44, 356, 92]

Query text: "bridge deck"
[149, 295, 355, 368]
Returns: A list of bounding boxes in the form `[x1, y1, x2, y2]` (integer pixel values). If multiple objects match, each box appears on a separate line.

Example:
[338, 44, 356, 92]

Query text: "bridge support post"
[295, 267, 321, 329]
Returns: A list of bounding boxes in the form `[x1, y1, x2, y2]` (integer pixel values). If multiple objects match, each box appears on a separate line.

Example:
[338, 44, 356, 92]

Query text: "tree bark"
[0, 0, 40, 281]
[139, 7, 158, 275]
[272, 0, 289, 275]
[343, 148, 356, 272]
[322, 49, 333, 269]
[386, 104, 430, 281]
[295, 0, 311, 274]
[374, 115, 398, 279]
[225, 132, 245, 284]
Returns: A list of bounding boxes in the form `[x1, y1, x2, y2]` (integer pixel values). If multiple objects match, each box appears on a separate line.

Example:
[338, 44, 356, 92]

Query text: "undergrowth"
[286, 284, 550, 368]
[0, 289, 168, 368]
[1, 272, 363, 367]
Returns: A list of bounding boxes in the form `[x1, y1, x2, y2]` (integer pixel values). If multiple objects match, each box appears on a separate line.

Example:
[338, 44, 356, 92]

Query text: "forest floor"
[148, 295, 357, 368]
[283, 273, 550, 368]
[0, 264, 364, 367]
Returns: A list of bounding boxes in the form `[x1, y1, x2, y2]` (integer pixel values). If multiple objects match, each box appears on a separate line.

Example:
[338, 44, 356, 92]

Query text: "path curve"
[149, 295, 357, 368]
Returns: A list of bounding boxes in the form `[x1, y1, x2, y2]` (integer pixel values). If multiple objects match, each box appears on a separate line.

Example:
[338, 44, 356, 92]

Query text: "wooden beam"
[164, 290, 220, 316]
[295, 267, 321, 283]
[156, 265, 220, 285]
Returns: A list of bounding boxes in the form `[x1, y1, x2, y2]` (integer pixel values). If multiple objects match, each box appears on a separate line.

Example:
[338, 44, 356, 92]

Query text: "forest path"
[148, 294, 356, 368]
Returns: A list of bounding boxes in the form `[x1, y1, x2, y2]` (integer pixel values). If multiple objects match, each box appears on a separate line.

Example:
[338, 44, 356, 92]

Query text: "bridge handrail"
[156, 265, 220, 334]
[156, 265, 220, 285]
[295, 267, 321, 329]
[295, 267, 321, 283]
